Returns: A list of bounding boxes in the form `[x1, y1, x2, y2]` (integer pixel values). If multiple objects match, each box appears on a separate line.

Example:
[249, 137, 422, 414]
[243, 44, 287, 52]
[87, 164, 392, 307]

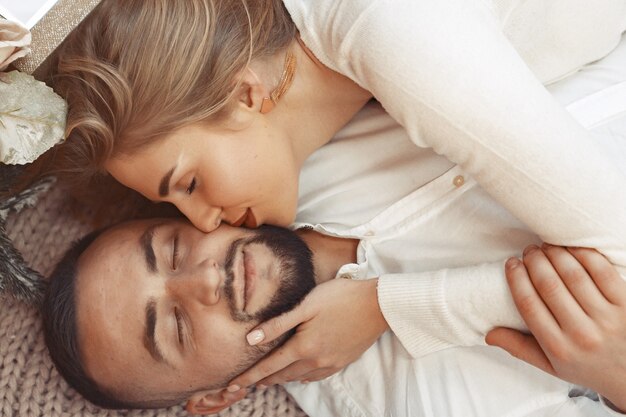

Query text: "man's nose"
[169, 259, 222, 306]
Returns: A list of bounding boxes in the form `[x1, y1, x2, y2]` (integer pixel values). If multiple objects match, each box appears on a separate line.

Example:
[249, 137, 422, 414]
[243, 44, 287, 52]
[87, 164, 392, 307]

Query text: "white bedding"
[549, 35, 626, 175]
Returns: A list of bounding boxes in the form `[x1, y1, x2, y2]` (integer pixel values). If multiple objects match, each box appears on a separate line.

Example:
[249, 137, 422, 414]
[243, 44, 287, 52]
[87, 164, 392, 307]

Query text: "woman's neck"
[269, 39, 373, 168]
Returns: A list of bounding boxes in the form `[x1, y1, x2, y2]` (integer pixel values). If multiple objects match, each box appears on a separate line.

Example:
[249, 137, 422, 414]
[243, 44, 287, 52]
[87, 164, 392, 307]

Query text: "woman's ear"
[227, 67, 271, 130]
[236, 67, 271, 113]
[185, 387, 247, 415]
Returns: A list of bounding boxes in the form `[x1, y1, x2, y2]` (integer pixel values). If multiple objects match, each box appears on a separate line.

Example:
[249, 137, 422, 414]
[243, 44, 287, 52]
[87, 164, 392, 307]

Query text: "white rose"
[0, 18, 31, 71]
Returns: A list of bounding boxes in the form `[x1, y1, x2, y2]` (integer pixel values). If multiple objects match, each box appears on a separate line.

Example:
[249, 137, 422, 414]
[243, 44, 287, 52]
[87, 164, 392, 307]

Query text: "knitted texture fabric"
[1, 181, 307, 417]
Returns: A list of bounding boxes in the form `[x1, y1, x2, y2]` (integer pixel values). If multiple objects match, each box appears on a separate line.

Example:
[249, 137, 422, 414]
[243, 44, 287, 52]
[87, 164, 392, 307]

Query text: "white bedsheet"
[549, 35, 626, 176]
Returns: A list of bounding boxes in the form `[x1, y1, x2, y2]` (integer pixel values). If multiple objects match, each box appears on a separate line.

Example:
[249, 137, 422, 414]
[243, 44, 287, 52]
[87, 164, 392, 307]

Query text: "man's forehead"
[80, 219, 166, 259]
[74, 221, 158, 391]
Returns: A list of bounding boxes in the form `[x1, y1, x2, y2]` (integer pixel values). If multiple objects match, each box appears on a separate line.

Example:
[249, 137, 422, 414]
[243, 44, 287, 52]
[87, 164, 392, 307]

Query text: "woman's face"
[105, 119, 300, 232]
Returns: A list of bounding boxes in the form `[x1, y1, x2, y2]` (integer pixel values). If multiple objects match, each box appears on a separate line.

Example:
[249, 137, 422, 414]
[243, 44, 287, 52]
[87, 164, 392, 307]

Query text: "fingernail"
[523, 245, 538, 256]
[505, 257, 520, 269]
[226, 384, 240, 393]
[247, 329, 265, 346]
[257, 384, 267, 390]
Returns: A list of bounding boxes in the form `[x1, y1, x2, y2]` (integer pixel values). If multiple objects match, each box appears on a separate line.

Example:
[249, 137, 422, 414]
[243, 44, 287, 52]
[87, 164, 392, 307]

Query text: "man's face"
[75, 219, 315, 403]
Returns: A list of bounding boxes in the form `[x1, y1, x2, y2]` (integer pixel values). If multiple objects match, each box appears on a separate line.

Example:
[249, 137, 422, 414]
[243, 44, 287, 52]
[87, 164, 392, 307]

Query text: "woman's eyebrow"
[159, 166, 177, 197]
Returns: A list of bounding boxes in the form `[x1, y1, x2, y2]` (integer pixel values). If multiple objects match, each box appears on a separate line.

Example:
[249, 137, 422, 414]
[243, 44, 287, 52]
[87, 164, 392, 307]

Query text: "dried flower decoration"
[0, 18, 67, 165]
[0, 18, 31, 71]
[0, 71, 67, 165]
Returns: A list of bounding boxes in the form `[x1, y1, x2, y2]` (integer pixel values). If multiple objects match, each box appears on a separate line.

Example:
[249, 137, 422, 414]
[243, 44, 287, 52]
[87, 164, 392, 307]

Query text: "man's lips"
[243, 249, 256, 311]
[232, 246, 246, 312]
[233, 244, 256, 313]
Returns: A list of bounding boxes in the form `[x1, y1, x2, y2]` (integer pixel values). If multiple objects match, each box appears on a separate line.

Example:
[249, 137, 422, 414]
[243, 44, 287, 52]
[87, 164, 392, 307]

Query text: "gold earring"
[260, 51, 296, 114]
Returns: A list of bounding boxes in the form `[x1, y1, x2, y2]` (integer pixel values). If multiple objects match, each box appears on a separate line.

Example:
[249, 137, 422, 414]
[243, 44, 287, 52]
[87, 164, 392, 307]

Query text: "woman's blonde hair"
[33, 0, 295, 192]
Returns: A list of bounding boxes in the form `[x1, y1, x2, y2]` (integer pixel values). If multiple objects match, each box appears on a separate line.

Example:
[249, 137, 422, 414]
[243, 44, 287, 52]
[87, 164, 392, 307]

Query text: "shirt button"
[364, 230, 375, 237]
[453, 175, 465, 187]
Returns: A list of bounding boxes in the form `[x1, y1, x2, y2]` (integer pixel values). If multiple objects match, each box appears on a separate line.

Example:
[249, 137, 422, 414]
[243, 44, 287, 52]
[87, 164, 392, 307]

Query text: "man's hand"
[486, 244, 626, 412]
[227, 278, 389, 392]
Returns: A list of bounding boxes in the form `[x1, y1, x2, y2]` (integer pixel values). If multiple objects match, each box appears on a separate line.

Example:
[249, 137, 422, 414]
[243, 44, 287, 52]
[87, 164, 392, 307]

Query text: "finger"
[223, 387, 248, 403]
[522, 246, 589, 330]
[541, 244, 609, 318]
[246, 303, 311, 346]
[505, 256, 562, 342]
[255, 360, 315, 386]
[485, 327, 556, 376]
[567, 247, 626, 306]
[228, 342, 298, 390]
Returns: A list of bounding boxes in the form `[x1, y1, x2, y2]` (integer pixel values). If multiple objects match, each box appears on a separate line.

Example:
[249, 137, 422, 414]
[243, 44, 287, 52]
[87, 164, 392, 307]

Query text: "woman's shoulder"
[282, 0, 382, 38]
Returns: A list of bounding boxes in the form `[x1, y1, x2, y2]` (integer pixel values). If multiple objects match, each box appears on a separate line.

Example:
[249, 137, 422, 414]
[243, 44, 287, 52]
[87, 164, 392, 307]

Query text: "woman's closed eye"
[186, 177, 197, 195]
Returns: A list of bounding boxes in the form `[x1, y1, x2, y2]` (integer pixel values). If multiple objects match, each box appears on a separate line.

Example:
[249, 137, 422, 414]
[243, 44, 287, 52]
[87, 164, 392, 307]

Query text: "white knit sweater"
[285, 0, 626, 356]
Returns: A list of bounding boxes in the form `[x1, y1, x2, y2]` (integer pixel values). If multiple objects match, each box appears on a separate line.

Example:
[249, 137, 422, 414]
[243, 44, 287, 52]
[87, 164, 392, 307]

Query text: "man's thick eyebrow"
[144, 298, 168, 364]
[159, 166, 176, 197]
[140, 225, 158, 273]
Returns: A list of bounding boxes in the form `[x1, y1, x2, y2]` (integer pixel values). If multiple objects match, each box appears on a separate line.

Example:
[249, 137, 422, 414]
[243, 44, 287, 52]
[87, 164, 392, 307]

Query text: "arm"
[335, 0, 626, 271]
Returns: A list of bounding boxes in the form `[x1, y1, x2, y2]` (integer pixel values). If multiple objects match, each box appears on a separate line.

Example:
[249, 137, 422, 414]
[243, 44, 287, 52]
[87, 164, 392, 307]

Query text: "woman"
[41, 0, 626, 410]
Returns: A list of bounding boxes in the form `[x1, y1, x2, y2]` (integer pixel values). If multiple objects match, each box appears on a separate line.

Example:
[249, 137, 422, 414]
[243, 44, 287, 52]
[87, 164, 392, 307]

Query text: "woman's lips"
[244, 209, 258, 228]
[231, 210, 247, 227]
[231, 208, 258, 228]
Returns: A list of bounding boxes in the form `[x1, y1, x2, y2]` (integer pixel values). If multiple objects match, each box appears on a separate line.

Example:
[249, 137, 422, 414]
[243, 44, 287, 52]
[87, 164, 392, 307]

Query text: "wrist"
[368, 278, 390, 334]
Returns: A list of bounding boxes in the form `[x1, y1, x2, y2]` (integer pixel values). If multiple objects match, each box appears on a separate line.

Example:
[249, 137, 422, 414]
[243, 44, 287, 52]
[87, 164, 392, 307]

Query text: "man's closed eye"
[172, 233, 180, 270]
[174, 306, 184, 346]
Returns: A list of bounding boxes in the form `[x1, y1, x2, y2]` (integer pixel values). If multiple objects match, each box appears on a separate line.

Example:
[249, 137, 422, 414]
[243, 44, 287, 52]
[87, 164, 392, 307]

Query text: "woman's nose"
[170, 259, 222, 306]
[184, 205, 223, 233]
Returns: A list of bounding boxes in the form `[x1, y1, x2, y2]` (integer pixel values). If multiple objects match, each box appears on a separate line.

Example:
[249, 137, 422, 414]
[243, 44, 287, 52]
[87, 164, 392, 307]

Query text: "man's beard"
[223, 225, 316, 324]
[194, 225, 317, 390]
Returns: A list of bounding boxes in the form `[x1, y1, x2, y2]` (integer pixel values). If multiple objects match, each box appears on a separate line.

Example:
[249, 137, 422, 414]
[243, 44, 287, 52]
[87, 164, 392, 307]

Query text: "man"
[43, 217, 625, 416]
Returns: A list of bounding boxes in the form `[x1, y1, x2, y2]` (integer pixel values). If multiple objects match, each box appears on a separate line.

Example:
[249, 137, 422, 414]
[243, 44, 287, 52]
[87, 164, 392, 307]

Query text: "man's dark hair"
[41, 230, 188, 410]
[42, 230, 128, 409]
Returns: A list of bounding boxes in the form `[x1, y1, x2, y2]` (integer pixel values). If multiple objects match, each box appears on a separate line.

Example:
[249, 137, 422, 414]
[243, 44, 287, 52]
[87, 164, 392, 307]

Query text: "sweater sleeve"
[376, 261, 527, 356]
[326, 0, 626, 270]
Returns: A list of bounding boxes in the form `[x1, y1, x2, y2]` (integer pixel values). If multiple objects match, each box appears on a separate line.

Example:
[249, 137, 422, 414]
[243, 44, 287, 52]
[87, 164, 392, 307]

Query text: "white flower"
[0, 18, 31, 71]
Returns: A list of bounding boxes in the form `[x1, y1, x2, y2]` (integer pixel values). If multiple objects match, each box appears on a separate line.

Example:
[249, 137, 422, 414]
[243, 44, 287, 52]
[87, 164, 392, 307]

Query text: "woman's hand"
[486, 244, 626, 412]
[227, 277, 389, 391]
